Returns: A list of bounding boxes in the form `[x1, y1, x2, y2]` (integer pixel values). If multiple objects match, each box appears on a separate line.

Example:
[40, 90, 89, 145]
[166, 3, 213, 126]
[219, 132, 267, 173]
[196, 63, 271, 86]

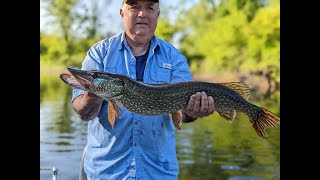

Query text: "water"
[40, 72, 280, 180]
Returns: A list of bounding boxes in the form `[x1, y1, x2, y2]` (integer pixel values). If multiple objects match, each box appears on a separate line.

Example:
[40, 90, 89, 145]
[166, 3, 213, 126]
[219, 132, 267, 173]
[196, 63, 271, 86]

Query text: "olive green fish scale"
[65, 68, 259, 118]
[60, 67, 280, 138]
[112, 79, 259, 116]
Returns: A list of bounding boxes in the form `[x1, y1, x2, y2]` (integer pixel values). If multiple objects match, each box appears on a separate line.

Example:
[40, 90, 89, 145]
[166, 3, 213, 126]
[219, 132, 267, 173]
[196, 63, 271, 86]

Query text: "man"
[72, 0, 215, 179]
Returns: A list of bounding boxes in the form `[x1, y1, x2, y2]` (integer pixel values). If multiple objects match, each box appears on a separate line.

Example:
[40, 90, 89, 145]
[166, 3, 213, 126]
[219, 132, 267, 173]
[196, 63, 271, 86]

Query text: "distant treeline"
[41, 0, 279, 96]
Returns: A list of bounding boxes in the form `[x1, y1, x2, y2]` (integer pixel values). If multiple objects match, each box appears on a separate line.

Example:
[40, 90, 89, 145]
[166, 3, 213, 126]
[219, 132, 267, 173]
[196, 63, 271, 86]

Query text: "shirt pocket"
[150, 62, 172, 84]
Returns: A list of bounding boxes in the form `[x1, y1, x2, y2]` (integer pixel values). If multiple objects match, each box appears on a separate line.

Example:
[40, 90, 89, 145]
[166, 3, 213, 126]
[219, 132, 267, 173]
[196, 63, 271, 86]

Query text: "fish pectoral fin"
[169, 110, 183, 130]
[60, 73, 87, 90]
[218, 82, 251, 100]
[218, 110, 236, 122]
[108, 100, 121, 128]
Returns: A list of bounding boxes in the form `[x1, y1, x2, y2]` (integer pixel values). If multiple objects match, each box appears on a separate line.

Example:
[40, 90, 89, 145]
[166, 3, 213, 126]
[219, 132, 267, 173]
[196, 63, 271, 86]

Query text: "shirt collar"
[118, 31, 160, 52]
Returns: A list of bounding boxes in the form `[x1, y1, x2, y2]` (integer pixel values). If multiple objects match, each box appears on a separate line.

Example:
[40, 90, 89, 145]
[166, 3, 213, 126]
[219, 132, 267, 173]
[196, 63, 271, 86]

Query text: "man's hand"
[73, 91, 104, 121]
[183, 91, 215, 121]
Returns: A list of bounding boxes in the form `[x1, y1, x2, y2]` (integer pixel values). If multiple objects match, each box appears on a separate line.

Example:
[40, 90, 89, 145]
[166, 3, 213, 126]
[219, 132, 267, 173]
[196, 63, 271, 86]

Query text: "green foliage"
[41, 0, 115, 68]
[220, 0, 264, 21]
[241, 3, 280, 85]
[40, 34, 67, 63]
[155, 17, 177, 43]
[41, 0, 280, 96]
[198, 10, 248, 73]
[40, 33, 48, 54]
[40, 33, 93, 66]
[73, 0, 109, 39]
[174, 0, 217, 72]
[175, 0, 279, 95]
[46, 0, 78, 42]
[176, 0, 216, 30]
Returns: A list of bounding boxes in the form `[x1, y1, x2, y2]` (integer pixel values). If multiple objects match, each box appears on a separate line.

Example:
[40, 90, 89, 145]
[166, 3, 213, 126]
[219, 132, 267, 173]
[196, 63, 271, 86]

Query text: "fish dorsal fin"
[218, 110, 236, 122]
[169, 110, 183, 130]
[218, 82, 251, 100]
[108, 100, 121, 128]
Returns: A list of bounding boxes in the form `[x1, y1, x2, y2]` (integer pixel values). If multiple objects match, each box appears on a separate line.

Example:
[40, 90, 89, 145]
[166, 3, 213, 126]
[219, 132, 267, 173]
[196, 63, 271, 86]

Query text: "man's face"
[120, 0, 160, 44]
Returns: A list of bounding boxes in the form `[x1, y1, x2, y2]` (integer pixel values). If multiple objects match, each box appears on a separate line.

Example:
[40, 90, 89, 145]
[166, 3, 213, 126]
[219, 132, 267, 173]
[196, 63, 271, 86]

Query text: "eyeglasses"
[127, 5, 159, 15]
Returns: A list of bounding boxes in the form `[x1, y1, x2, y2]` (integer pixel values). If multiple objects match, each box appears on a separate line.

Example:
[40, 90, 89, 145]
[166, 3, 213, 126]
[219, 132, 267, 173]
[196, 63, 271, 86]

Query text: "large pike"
[60, 67, 280, 139]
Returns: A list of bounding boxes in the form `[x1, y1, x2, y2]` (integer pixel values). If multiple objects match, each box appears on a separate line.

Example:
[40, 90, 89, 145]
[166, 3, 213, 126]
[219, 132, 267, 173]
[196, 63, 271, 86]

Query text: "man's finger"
[208, 96, 215, 114]
[186, 94, 196, 112]
[200, 92, 209, 113]
[193, 92, 201, 111]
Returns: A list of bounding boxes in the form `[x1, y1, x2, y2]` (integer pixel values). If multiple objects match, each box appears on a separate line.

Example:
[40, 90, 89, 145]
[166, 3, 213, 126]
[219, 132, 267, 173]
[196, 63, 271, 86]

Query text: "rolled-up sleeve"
[71, 43, 106, 103]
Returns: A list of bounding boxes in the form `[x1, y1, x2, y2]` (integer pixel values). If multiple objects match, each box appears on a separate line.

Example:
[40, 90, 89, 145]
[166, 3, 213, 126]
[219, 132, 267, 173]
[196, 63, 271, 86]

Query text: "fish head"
[91, 76, 124, 99]
[60, 67, 124, 99]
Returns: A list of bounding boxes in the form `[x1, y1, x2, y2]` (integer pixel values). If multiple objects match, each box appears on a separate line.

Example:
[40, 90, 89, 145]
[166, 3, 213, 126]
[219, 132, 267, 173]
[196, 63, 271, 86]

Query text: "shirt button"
[134, 143, 137, 146]
[135, 121, 138, 124]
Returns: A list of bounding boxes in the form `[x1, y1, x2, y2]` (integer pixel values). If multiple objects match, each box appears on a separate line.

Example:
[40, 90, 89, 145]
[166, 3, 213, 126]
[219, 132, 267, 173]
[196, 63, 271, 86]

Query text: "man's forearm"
[72, 92, 104, 121]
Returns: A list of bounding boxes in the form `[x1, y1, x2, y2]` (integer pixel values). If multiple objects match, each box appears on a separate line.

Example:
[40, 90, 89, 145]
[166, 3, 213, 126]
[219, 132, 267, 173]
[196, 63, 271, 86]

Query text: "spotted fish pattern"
[60, 67, 280, 139]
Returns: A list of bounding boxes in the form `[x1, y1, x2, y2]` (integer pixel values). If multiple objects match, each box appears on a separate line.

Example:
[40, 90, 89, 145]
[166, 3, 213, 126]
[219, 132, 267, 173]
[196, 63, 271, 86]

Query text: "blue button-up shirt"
[72, 31, 192, 180]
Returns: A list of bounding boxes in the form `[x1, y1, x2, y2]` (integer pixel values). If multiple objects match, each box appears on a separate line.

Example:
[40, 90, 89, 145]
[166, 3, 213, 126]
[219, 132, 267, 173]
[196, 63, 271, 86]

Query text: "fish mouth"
[59, 67, 94, 91]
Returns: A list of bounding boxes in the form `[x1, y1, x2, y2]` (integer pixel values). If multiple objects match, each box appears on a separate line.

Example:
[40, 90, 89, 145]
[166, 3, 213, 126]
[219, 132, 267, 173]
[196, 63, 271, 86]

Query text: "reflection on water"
[40, 72, 280, 180]
[40, 73, 88, 179]
[176, 113, 280, 180]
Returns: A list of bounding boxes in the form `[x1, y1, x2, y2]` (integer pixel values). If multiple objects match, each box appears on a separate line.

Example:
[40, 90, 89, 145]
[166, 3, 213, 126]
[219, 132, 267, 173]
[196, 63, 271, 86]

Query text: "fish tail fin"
[250, 107, 280, 139]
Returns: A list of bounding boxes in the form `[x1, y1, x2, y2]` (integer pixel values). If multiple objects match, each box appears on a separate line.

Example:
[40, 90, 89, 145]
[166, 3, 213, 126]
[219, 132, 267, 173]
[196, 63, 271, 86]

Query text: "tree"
[74, 0, 113, 40]
[46, 0, 78, 41]
[241, 2, 280, 97]
[44, 0, 79, 61]
[174, 0, 279, 97]
[155, 17, 177, 43]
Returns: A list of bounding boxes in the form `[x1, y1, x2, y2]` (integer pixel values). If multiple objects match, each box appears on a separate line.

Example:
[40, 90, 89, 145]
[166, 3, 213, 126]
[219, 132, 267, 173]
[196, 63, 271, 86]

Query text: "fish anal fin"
[219, 82, 251, 100]
[169, 110, 183, 130]
[108, 100, 121, 128]
[218, 110, 236, 122]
